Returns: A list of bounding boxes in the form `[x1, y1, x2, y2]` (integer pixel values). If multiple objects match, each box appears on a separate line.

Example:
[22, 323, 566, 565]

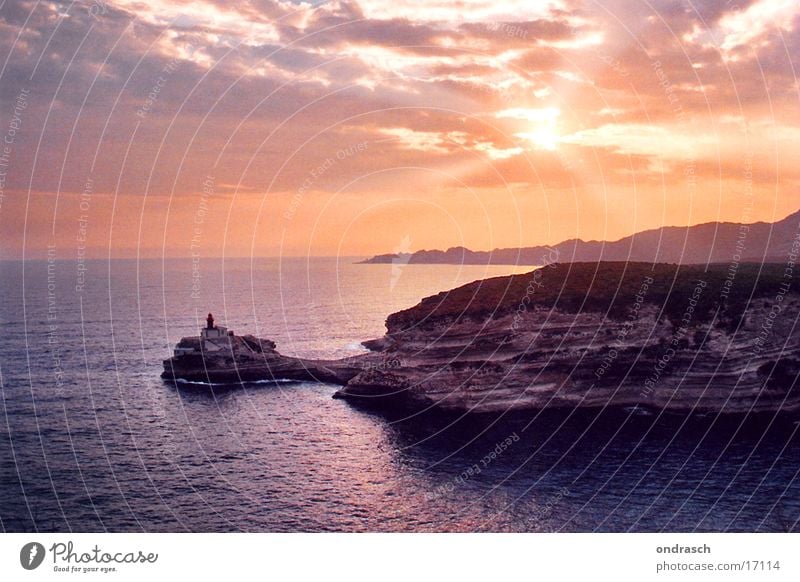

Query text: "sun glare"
[517, 125, 560, 151]
[497, 107, 562, 150]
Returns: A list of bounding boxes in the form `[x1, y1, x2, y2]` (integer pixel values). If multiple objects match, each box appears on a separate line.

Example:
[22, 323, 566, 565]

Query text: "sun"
[519, 124, 560, 151]
[497, 107, 562, 151]
[516, 108, 562, 151]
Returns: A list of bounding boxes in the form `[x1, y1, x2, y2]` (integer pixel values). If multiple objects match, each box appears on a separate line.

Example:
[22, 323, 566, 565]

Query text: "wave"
[173, 377, 299, 387]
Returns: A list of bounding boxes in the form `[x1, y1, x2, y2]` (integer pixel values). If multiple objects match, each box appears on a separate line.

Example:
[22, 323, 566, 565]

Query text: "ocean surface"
[1, 257, 798, 532]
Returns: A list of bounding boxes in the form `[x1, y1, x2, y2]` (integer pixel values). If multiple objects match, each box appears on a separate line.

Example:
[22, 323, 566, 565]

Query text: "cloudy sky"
[0, 0, 798, 258]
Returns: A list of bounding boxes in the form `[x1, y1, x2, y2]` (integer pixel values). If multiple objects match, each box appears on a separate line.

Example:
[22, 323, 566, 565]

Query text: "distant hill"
[359, 209, 800, 265]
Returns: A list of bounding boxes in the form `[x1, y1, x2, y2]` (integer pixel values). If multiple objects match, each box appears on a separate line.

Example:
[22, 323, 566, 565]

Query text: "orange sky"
[0, 0, 799, 258]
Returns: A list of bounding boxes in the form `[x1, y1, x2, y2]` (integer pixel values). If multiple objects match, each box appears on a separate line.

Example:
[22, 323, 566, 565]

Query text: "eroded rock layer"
[335, 262, 800, 414]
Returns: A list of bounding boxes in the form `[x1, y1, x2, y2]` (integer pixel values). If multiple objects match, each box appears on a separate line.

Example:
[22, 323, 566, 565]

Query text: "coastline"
[164, 261, 800, 417]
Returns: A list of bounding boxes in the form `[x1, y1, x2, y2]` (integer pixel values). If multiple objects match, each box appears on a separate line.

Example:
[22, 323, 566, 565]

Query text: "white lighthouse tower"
[201, 312, 234, 351]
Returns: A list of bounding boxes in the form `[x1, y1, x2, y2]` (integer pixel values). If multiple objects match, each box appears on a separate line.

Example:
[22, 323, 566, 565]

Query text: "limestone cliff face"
[335, 262, 800, 414]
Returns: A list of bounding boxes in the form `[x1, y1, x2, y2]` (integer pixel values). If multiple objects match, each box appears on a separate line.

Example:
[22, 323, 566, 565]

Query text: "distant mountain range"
[359, 209, 800, 265]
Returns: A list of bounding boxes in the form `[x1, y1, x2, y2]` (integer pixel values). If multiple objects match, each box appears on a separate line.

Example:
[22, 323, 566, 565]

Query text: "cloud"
[2, 0, 799, 257]
[560, 123, 716, 159]
[376, 126, 523, 160]
[355, 0, 564, 24]
[688, 0, 800, 58]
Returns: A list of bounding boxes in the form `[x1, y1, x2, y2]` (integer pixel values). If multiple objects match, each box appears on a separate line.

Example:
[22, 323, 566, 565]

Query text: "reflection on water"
[0, 258, 798, 532]
[377, 406, 800, 532]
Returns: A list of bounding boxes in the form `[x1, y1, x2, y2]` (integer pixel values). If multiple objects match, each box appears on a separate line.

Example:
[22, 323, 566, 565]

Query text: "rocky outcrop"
[334, 262, 800, 414]
[162, 333, 375, 385]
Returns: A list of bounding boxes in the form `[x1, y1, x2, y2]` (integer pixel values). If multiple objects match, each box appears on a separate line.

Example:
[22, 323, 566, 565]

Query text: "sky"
[0, 0, 798, 258]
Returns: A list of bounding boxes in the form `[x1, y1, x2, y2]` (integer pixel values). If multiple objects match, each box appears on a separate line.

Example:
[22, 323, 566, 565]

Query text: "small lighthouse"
[202, 313, 229, 338]
[171, 313, 235, 358]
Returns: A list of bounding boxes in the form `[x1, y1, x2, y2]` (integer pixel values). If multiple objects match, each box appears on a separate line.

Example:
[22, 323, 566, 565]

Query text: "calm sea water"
[0, 257, 798, 532]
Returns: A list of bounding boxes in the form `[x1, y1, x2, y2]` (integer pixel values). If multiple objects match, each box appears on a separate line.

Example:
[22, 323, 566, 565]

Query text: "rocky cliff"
[334, 262, 800, 414]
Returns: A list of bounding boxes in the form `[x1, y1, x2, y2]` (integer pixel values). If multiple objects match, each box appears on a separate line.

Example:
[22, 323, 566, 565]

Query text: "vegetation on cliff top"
[386, 261, 793, 333]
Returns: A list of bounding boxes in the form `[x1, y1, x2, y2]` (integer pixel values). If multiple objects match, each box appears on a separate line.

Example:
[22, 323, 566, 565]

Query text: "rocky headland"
[164, 261, 800, 415]
[338, 261, 800, 414]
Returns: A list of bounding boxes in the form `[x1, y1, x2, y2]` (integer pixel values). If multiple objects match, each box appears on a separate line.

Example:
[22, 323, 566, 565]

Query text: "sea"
[0, 257, 798, 532]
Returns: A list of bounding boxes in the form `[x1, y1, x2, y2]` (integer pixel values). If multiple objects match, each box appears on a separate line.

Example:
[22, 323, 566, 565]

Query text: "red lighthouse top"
[206, 313, 214, 329]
